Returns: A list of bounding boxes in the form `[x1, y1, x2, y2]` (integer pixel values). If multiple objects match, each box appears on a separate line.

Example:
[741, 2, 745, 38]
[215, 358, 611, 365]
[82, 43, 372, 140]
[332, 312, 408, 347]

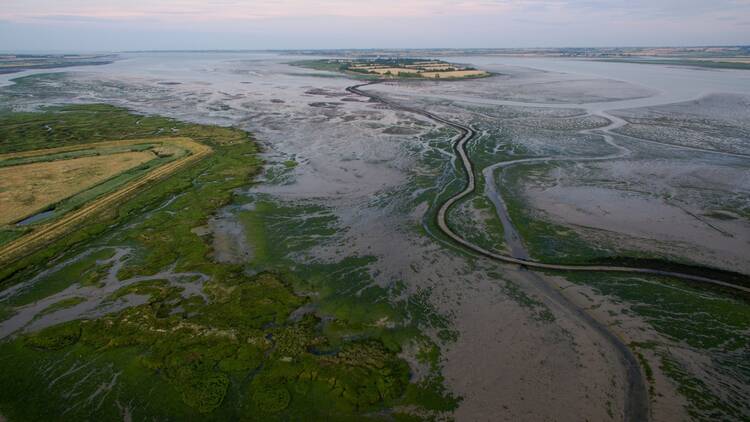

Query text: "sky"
[0, 0, 749, 51]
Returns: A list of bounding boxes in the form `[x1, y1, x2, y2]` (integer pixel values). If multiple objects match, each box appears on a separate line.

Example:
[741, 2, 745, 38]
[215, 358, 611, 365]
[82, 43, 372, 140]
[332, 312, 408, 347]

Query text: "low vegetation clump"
[1, 272, 413, 419]
[23, 321, 82, 350]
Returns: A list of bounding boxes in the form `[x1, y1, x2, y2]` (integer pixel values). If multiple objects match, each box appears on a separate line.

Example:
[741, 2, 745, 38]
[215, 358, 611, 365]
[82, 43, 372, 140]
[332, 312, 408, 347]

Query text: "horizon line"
[2, 44, 749, 55]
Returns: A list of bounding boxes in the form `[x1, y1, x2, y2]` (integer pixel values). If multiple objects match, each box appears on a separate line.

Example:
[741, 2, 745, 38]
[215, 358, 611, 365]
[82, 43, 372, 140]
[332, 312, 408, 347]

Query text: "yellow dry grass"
[421, 70, 489, 78]
[404, 64, 454, 71]
[0, 151, 155, 225]
[0, 138, 189, 161]
[0, 137, 211, 263]
[367, 67, 420, 75]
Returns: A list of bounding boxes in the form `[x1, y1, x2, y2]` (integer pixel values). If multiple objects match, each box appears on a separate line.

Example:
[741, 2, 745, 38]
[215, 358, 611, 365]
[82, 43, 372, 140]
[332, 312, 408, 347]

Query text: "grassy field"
[0, 104, 458, 420]
[0, 150, 154, 225]
[0, 137, 211, 262]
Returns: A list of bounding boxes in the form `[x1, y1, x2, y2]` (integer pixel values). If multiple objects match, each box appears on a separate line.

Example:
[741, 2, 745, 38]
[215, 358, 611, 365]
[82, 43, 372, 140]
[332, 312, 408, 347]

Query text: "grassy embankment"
[0, 104, 458, 420]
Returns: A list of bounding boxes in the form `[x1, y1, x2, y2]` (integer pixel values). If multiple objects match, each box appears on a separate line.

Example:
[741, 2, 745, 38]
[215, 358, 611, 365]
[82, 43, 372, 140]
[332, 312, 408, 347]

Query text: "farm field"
[1, 150, 154, 225]
[0, 137, 211, 262]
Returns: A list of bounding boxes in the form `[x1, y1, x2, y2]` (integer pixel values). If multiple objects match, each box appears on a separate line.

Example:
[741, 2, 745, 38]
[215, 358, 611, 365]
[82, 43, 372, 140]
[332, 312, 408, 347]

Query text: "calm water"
[456, 55, 750, 103]
[4, 52, 750, 103]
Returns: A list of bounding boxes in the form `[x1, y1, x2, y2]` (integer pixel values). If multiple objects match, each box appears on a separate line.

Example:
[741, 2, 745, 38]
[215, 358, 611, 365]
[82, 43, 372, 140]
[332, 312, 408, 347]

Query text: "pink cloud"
[1, 0, 519, 22]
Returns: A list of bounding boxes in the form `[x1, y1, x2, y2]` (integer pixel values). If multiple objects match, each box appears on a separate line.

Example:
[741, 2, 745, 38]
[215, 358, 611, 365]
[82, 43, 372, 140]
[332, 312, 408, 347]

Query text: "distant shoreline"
[594, 58, 750, 70]
[0, 54, 115, 75]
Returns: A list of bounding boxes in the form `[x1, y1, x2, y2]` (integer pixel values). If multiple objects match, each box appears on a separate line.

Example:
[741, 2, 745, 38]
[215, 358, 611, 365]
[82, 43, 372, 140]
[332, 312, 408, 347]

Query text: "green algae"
[3, 272, 414, 418]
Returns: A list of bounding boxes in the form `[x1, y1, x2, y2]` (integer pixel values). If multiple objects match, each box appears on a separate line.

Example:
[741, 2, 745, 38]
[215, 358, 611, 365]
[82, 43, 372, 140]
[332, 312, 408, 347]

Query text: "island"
[296, 58, 491, 79]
